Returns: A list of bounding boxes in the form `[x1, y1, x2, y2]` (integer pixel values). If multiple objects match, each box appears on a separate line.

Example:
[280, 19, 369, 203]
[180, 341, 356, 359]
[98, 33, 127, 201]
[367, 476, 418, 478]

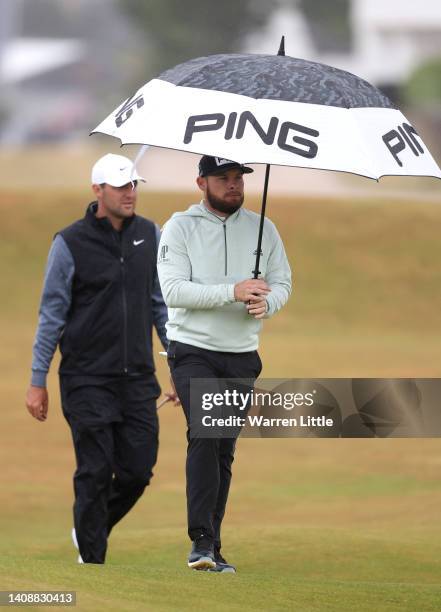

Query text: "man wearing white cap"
[25, 154, 177, 564]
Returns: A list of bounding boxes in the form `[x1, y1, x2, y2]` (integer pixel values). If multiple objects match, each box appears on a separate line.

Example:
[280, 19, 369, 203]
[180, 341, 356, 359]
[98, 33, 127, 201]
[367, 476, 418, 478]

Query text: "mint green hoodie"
[157, 202, 291, 352]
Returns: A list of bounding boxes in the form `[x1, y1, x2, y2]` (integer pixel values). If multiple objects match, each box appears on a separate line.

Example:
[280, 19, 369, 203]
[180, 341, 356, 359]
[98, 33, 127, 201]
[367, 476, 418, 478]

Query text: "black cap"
[198, 155, 254, 177]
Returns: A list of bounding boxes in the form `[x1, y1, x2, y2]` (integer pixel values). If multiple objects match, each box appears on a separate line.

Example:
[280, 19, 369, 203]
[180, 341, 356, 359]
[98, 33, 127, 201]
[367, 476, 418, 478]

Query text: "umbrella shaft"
[253, 164, 271, 279]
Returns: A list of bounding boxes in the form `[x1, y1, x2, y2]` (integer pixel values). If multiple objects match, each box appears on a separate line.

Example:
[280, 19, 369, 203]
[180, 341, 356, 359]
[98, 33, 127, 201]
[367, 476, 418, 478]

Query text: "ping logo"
[184, 111, 319, 159]
[382, 123, 425, 167]
[115, 95, 145, 128]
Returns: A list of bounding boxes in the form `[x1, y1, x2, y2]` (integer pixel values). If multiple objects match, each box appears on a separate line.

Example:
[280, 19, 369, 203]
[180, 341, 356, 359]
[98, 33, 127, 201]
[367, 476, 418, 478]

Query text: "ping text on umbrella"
[183, 111, 320, 159]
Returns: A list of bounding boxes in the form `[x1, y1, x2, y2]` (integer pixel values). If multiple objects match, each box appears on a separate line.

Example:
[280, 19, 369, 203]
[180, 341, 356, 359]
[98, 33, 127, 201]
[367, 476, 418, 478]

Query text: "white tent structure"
[246, 0, 441, 87]
[0, 37, 84, 84]
[350, 0, 441, 84]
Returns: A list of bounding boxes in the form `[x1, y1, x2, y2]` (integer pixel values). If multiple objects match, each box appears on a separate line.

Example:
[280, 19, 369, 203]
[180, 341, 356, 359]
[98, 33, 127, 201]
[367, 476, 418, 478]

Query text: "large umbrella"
[92, 39, 441, 277]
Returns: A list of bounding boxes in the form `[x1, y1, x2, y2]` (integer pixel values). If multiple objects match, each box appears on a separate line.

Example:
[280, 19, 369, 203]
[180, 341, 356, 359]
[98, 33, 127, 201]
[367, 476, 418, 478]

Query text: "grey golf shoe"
[187, 535, 216, 570]
[207, 552, 236, 573]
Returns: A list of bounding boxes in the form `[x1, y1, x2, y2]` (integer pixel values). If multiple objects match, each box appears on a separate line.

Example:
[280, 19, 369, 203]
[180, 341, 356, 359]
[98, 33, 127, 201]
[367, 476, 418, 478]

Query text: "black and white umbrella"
[92, 39, 441, 275]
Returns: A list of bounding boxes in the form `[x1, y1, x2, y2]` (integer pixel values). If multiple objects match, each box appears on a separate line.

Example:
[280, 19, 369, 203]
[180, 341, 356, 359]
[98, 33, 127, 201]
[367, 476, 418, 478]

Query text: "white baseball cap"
[91, 153, 146, 187]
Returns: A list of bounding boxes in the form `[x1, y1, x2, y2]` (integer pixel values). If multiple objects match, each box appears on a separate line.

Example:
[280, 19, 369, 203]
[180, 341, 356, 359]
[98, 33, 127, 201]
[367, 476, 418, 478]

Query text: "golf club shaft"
[157, 396, 171, 409]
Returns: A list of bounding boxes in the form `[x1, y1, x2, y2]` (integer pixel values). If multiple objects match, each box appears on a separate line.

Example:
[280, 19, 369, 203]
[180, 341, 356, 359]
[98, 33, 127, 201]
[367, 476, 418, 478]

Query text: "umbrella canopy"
[92, 49, 441, 181]
[92, 43, 440, 278]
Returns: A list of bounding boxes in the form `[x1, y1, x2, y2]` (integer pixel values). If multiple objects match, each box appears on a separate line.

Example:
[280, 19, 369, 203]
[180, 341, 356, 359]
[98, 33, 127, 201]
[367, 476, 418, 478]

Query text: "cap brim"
[106, 174, 146, 187]
[204, 164, 254, 177]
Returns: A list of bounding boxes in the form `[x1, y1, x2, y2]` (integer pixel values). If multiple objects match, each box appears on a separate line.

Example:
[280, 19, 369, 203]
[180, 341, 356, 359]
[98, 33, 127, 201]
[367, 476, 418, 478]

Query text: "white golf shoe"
[71, 527, 84, 564]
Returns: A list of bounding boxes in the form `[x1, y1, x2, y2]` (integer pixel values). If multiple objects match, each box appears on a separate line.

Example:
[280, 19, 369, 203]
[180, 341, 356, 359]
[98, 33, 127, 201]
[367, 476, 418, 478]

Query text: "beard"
[206, 186, 244, 215]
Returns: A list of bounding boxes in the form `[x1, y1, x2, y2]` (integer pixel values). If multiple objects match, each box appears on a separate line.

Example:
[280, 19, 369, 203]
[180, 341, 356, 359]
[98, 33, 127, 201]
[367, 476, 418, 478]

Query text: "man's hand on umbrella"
[246, 294, 268, 319]
[234, 279, 270, 303]
[25, 385, 49, 422]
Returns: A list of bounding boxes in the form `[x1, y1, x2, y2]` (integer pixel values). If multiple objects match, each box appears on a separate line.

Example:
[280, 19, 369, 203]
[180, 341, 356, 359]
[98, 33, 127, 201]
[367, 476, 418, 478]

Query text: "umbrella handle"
[253, 163, 271, 279]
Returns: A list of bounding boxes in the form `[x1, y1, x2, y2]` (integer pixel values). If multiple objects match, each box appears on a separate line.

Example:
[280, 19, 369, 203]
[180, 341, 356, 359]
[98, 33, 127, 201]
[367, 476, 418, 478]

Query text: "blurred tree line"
[403, 57, 441, 111]
[298, 0, 351, 52]
[120, 0, 277, 78]
[119, 0, 350, 79]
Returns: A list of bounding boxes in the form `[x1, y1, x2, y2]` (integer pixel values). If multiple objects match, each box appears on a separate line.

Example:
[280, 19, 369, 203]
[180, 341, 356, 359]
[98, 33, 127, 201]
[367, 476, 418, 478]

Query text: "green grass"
[1, 535, 441, 612]
[2, 464, 441, 611]
[1, 189, 441, 610]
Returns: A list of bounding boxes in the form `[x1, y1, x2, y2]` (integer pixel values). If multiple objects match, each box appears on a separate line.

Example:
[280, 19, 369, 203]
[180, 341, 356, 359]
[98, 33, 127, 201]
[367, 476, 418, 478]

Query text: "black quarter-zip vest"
[58, 202, 157, 377]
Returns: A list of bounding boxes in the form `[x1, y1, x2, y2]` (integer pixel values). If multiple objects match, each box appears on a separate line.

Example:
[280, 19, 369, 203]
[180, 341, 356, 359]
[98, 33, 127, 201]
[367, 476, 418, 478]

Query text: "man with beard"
[157, 155, 291, 573]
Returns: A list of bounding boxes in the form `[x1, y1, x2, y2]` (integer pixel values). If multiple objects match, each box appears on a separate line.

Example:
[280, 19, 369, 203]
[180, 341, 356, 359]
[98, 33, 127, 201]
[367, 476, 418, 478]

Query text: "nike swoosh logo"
[133, 239, 145, 246]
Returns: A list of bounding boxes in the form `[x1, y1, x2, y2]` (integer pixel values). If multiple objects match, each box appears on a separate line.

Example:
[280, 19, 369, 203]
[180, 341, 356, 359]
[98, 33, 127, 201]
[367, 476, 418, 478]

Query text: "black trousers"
[167, 341, 262, 551]
[60, 374, 160, 564]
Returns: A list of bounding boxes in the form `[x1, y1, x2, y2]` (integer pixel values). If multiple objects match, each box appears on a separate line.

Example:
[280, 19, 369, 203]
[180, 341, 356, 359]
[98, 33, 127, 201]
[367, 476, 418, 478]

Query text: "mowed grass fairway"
[1, 188, 441, 611]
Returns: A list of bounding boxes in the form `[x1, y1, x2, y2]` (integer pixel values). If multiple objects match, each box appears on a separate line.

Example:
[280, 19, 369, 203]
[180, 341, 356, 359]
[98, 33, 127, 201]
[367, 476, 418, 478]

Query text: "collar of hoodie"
[198, 200, 242, 224]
